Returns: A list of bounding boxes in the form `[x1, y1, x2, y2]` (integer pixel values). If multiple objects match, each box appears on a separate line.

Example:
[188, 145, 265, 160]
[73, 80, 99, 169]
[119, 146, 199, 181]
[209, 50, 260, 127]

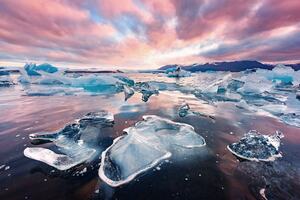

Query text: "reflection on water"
[0, 74, 299, 200]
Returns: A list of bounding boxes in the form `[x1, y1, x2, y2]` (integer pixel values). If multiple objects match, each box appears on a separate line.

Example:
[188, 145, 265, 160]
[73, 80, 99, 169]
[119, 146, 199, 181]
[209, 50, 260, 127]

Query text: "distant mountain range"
[159, 60, 300, 72]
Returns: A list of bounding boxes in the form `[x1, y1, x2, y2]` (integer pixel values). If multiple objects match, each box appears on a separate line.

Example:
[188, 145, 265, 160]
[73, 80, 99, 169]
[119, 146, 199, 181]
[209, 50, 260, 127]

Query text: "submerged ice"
[98, 115, 206, 187]
[24, 111, 114, 170]
[227, 130, 284, 162]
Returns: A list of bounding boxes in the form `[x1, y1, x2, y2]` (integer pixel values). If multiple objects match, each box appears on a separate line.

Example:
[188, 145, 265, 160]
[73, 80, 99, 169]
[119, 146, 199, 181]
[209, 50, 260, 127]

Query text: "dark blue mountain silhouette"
[159, 60, 300, 72]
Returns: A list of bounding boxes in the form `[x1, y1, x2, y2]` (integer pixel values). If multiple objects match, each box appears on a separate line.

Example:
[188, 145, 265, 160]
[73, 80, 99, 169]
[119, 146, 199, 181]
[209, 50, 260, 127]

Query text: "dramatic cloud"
[0, 0, 299, 69]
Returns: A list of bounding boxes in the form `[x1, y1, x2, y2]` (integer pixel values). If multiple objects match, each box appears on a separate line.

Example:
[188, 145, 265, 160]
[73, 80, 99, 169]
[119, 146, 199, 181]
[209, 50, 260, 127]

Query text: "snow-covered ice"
[227, 130, 284, 162]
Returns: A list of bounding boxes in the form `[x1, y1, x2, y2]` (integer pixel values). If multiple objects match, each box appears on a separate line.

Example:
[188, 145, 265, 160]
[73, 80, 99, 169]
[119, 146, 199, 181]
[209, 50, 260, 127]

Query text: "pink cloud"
[0, 0, 300, 68]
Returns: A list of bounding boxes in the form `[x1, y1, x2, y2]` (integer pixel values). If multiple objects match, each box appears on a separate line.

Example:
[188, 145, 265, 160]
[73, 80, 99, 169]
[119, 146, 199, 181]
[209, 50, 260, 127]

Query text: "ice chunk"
[99, 115, 206, 187]
[0, 76, 14, 87]
[280, 113, 300, 128]
[0, 70, 9, 76]
[134, 82, 159, 102]
[178, 103, 190, 117]
[178, 103, 215, 120]
[25, 111, 114, 170]
[24, 147, 96, 171]
[123, 85, 134, 101]
[167, 67, 191, 78]
[114, 75, 135, 87]
[227, 79, 245, 92]
[227, 130, 283, 162]
[24, 63, 58, 76]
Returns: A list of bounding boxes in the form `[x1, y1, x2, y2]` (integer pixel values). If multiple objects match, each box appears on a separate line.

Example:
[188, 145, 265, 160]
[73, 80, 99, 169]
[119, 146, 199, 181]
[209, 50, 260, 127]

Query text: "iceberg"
[98, 115, 206, 187]
[166, 67, 191, 78]
[227, 130, 283, 162]
[24, 111, 114, 170]
[19, 64, 136, 96]
[24, 63, 58, 76]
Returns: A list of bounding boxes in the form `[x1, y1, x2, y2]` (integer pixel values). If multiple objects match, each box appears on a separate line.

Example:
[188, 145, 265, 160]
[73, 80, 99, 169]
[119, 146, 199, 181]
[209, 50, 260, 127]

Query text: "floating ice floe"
[166, 67, 191, 78]
[24, 111, 114, 170]
[133, 82, 159, 102]
[178, 103, 215, 120]
[227, 130, 284, 162]
[178, 103, 190, 117]
[123, 85, 134, 101]
[99, 115, 206, 187]
[18, 63, 136, 96]
[280, 113, 300, 128]
[24, 63, 58, 76]
[0, 76, 14, 87]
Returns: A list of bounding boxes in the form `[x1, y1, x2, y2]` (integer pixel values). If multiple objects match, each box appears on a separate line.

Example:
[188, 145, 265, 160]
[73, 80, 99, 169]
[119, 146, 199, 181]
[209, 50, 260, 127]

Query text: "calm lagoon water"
[0, 73, 299, 200]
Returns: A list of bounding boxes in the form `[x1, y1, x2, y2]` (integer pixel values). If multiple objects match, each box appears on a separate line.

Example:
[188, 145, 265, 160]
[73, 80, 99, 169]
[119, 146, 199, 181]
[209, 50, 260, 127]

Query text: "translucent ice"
[133, 82, 159, 102]
[99, 115, 206, 187]
[0, 76, 14, 87]
[24, 63, 58, 76]
[25, 111, 114, 170]
[227, 130, 283, 162]
[280, 113, 300, 128]
[166, 67, 191, 78]
[24, 147, 96, 171]
[123, 85, 134, 101]
[178, 103, 215, 120]
[178, 103, 190, 117]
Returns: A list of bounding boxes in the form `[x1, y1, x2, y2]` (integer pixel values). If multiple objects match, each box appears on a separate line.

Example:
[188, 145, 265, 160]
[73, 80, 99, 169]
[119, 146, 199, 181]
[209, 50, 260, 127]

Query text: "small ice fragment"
[227, 130, 283, 162]
[280, 113, 300, 128]
[123, 85, 134, 101]
[178, 103, 190, 117]
[0, 76, 14, 87]
[0, 165, 5, 170]
[24, 63, 58, 76]
[5, 166, 10, 170]
[99, 115, 206, 187]
[259, 188, 268, 200]
[296, 93, 300, 101]
[134, 82, 159, 102]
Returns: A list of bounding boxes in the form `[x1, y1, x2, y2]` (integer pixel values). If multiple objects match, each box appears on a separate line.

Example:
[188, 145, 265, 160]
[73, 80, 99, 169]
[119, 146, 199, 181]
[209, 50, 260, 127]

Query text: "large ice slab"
[99, 115, 206, 187]
[24, 111, 114, 170]
[227, 130, 284, 162]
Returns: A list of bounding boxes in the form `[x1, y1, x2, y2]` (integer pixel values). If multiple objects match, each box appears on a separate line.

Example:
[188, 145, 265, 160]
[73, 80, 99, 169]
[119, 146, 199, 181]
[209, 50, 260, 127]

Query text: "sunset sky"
[0, 0, 300, 69]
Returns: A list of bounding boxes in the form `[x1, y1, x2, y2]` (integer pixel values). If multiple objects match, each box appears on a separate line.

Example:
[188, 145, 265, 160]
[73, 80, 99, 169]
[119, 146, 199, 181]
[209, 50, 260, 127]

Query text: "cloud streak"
[0, 0, 300, 69]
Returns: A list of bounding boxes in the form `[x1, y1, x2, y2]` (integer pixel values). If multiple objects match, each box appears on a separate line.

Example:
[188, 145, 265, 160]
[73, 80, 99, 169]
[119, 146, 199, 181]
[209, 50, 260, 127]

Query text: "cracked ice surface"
[98, 115, 206, 187]
[227, 130, 284, 162]
[24, 111, 114, 170]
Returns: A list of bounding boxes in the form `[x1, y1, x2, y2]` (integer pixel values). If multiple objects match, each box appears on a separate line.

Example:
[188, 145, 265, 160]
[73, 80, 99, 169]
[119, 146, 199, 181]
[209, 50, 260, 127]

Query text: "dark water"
[0, 74, 300, 200]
